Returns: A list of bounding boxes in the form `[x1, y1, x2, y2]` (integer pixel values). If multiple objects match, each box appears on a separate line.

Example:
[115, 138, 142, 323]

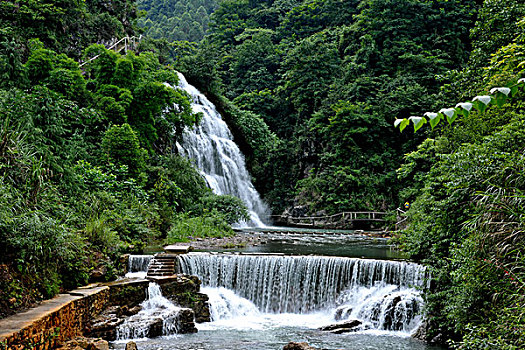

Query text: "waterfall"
[174, 73, 269, 227]
[126, 255, 153, 279]
[116, 283, 182, 340]
[179, 253, 427, 332]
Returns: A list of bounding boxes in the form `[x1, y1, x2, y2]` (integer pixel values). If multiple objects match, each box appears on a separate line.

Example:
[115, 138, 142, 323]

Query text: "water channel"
[115, 231, 444, 350]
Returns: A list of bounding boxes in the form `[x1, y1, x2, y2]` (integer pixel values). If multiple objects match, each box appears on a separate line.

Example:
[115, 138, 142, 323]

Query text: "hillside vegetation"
[0, 0, 247, 319]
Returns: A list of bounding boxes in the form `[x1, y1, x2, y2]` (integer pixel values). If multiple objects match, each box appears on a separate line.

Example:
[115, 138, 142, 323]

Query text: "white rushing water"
[174, 73, 270, 227]
[179, 253, 427, 334]
[116, 283, 182, 340]
[125, 255, 153, 279]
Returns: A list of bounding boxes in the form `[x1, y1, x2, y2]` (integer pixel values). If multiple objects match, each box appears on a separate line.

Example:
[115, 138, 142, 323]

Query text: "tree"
[101, 123, 146, 179]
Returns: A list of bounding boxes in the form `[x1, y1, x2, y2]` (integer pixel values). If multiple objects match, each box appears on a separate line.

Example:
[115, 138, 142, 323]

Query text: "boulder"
[87, 339, 109, 350]
[125, 342, 138, 350]
[172, 308, 198, 334]
[283, 342, 317, 350]
[56, 337, 108, 350]
[86, 308, 126, 341]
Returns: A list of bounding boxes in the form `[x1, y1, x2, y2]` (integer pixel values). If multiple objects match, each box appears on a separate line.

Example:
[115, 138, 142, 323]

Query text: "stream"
[117, 232, 444, 350]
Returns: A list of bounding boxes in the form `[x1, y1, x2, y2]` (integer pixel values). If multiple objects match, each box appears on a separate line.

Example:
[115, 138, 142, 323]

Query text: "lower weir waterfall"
[178, 253, 427, 333]
[175, 73, 269, 227]
[117, 283, 182, 340]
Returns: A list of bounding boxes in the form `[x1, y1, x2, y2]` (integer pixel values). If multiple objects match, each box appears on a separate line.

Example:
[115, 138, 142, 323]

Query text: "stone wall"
[1, 275, 211, 349]
[0, 286, 109, 350]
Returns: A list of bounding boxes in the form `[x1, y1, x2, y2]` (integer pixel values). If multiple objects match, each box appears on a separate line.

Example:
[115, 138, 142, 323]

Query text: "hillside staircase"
[80, 35, 143, 67]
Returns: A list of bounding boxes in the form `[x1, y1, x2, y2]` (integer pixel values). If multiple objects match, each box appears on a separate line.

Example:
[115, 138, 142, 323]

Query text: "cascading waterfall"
[116, 283, 182, 340]
[174, 73, 269, 227]
[126, 255, 153, 278]
[179, 253, 427, 333]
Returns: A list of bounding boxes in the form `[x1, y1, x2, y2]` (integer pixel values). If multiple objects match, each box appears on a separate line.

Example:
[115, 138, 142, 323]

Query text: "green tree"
[101, 123, 146, 179]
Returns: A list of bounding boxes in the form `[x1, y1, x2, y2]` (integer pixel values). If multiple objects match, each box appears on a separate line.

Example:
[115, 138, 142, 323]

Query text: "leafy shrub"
[165, 213, 234, 243]
[197, 194, 249, 224]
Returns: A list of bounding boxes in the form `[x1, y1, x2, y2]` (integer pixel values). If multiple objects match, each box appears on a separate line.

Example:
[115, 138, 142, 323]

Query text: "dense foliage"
[148, 0, 525, 347]
[173, 0, 479, 214]
[2, 0, 525, 348]
[137, 0, 218, 42]
[395, 2, 525, 348]
[0, 0, 248, 319]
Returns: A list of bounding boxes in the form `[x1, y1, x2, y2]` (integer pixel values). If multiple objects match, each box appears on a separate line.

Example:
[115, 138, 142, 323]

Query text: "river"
[116, 231, 444, 350]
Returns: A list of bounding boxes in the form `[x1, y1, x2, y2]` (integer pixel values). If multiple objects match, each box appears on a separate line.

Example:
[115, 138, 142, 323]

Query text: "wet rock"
[177, 308, 199, 333]
[86, 310, 124, 341]
[383, 295, 402, 330]
[283, 342, 318, 350]
[161, 276, 211, 323]
[88, 339, 109, 350]
[125, 305, 143, 316]
[411, 319, 429, 341]
[333, 306, 351, 321]
[125, 342, 138, 350]
[319, 319, 365, 334]
[56, 337, 108, 350]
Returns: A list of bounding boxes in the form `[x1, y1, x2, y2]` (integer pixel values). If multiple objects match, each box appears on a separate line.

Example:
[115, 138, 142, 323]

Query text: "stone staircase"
[146, 254, 178, 277]
[146, 246, 192, 278]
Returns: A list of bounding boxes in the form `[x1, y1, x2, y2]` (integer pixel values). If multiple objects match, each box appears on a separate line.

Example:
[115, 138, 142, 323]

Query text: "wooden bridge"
[269, 211, 388, 230]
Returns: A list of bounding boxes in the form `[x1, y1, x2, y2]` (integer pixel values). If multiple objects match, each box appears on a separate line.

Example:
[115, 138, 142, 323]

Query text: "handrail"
[270, 211, 388, 222]
[79, 35, 143, 67]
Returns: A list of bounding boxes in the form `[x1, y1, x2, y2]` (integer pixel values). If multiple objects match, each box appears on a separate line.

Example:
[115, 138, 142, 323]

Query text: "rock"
[177, 308, 199, 333]
[87, 339, 109, 350]
[58, 337, 108, 350]
[333, 306, 351, 321]
[119, 254, 130, 275]
[86, 312, 124, 341]
[90, 265, 107, 281]
[411, 320, 427, 340]
[283, 342, 318, 350]
[282, 205, 308, 218]
[125, 342, 138, 350]
[125, 305, 143, 316]
[319, 319, 364, 333]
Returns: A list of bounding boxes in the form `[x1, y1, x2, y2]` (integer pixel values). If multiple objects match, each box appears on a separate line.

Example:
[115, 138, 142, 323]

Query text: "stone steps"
[146, 255, 177, 277]
[145, 246, 192, 277]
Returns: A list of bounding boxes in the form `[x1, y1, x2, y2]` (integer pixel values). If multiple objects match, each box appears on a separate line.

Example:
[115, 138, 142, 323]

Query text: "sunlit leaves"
[439, 108, 458, 125]
[425, 112, 441, 129]
[395, 118, 410, 132]
[490, 87, 510, 107]
[472, 95, 492, 113]
[395, 81, 524, 132]
[409, 116, 427, 132]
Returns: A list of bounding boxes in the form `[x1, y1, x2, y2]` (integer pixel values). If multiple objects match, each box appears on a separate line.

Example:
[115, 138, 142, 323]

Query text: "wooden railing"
[269, 211, 388, 228]
[79, 35, 143, 67]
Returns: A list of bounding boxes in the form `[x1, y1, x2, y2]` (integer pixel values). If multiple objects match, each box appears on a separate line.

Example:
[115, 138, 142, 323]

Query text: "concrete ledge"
[163, 245, 193, 254]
